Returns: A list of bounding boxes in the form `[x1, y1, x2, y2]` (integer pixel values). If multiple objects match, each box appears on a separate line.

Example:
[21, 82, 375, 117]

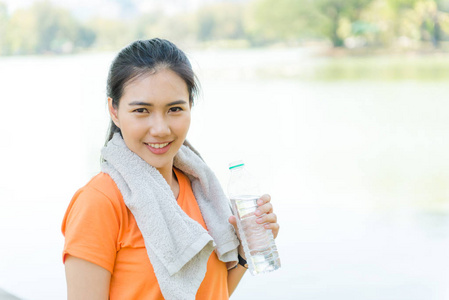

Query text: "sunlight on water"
[0, 48, 448, 300]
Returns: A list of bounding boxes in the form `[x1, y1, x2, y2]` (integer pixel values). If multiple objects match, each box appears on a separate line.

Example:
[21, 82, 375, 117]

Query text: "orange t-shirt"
[62, 168, 229, 299]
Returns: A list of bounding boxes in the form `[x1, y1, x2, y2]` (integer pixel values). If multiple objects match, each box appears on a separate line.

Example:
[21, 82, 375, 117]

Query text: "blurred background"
[0, 0, 449, 299]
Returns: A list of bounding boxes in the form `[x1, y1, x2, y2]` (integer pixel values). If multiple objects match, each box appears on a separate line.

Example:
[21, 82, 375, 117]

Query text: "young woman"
[62, 38, 279, 300]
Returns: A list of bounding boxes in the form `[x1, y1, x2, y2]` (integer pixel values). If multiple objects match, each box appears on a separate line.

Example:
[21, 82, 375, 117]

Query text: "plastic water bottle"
[228, 160, 281, 275]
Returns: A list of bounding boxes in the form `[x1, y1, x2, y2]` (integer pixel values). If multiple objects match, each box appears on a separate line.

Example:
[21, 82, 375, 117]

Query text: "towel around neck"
[101, 133, 239, 299]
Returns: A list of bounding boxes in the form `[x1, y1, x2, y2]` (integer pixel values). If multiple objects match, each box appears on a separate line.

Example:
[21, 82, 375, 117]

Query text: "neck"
[158, 164, 179, 198]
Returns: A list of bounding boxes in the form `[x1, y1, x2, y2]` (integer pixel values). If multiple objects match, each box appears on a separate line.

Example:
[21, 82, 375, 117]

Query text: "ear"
[108, 97, 120, 128]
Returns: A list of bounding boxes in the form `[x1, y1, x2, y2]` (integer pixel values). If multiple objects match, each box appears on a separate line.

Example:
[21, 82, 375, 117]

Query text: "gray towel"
[101, 133, 239, 299]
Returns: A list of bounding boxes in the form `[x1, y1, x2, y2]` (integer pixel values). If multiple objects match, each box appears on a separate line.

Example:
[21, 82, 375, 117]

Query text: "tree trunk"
[432, 15, 441, 48]
[328, 5, 344, 47]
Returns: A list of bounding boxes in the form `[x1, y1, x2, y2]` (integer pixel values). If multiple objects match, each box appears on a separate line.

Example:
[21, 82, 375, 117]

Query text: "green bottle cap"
[229, 160, 244, 170]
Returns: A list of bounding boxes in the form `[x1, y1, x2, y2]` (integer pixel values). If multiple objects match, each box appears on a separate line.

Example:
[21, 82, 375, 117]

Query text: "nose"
[149, 113, 171, 137]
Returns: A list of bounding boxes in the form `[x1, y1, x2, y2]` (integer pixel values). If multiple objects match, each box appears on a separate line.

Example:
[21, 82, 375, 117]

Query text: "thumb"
[228, 215, 237, 230]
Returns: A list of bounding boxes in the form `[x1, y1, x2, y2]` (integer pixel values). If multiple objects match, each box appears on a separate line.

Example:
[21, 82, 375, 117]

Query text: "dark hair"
[105, 38, 199, 144]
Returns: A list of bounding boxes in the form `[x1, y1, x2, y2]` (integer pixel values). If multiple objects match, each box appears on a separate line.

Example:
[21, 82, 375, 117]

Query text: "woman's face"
[108, 68, 191, 176]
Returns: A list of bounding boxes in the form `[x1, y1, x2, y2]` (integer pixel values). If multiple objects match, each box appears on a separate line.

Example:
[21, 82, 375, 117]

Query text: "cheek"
[119, 116, 147, 141]
[119, 114, 141, 130]
[179, 115, 191, 135]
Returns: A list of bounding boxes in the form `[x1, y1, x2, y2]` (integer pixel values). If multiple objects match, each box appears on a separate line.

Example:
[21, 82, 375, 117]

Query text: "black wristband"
[238, 254, 248, 269]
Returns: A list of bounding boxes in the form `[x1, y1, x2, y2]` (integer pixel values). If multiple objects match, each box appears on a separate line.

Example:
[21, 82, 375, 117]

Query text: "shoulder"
[75, 173, 122, 204]
[62, 174, 124, 272]
[67, 173, 124, 218]
[62, 172, 124, 234]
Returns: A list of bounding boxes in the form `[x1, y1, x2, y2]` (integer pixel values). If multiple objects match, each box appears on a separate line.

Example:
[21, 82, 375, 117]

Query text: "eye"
[133, 108, 148, 113]
[169, 107, 183, 113]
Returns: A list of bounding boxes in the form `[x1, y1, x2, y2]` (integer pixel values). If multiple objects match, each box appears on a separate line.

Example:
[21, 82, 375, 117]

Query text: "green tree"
[133, 11, 196, 44]
[249, 0, 318, 44]
[3, 1, 93, 54]
[0, 2, 8, 55]
[413, 0, 449, 47]
[4, 8, 38, 54]
[388, 0, 419, 39]
[317, 0, 374, 47]
[360, 0, 449, 48]
[31, 1, 79, 53]
[87, 17, 133, 51]
[251, 0, 373, 47]
[75, 25, 96, 49]
[134, 11, 165, 40]
[194, 3, 247, 41]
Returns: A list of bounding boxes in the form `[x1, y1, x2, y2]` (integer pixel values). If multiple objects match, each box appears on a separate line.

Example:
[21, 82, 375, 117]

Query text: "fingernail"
[257, 199, 263, 205]
[256, 217, 264, 224]
[255, 209, 261, 216]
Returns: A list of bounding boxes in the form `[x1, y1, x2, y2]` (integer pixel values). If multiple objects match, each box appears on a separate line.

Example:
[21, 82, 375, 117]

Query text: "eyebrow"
[128, 100, 188, 107]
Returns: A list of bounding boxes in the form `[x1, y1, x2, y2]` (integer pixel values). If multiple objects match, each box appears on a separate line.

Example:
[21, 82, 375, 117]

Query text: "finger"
[264, 222, 280, 239]
[228, 215, 237, 228]
[257, 194, 271, 206]
[256, 212, 277, 225]
[255, 202, 273, 216]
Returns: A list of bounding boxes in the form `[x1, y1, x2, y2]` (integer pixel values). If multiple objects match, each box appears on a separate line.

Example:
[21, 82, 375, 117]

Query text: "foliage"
[251, 0, 375, 47]
[0, 2, 8, 54]
[1, 0, 449, 55]
[86, 17, 133, 51]
[358, 0, 449, 48]
[248, 0, 322, 44]
[194, 3, 247, 41]
[253, 0, 449, 48]
[134, 11, 197, 44]
[0, 1, 95, 55]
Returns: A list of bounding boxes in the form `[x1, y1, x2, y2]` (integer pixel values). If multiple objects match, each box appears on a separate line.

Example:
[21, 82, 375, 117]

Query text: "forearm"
[227, 263, 247, 296]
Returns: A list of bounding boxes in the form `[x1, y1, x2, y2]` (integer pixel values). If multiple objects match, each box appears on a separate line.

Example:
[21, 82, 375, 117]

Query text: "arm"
[227, 194, 279, 296]
[62, 184, 120, 299]
[65, 255, 111, 300]
[227, 256, 247, 296]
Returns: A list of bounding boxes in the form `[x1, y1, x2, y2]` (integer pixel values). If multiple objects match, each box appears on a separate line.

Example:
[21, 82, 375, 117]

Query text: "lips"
[144, 141, 172, 154]
[147, 142, 169, 149]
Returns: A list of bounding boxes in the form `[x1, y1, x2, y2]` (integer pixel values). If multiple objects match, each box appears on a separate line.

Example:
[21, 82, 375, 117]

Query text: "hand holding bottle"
[228, 194, 279, 240]
[228, 161, 281, 275]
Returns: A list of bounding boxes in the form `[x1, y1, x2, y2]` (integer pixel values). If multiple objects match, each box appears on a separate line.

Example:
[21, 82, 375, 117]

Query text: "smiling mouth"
[145, 142, 170, 149]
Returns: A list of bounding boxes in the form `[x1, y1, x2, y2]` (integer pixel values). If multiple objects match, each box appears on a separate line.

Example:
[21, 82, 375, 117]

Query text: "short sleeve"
[62, 186, 120, 273]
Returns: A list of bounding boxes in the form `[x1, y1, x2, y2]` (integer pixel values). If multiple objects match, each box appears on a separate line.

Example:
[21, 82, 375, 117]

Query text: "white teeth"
[147, 142, 169, 149]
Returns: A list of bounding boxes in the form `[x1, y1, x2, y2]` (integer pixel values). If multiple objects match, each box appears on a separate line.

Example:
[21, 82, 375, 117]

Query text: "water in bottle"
[228, 160, 281, 275]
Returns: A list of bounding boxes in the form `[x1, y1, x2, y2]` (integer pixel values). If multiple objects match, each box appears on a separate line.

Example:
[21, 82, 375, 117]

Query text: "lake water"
[0, 48, 449, 300]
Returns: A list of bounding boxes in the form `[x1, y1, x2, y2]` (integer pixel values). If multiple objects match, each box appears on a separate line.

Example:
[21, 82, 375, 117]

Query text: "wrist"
[237, 254, 248, 269]
[237, 245, 246, 259]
